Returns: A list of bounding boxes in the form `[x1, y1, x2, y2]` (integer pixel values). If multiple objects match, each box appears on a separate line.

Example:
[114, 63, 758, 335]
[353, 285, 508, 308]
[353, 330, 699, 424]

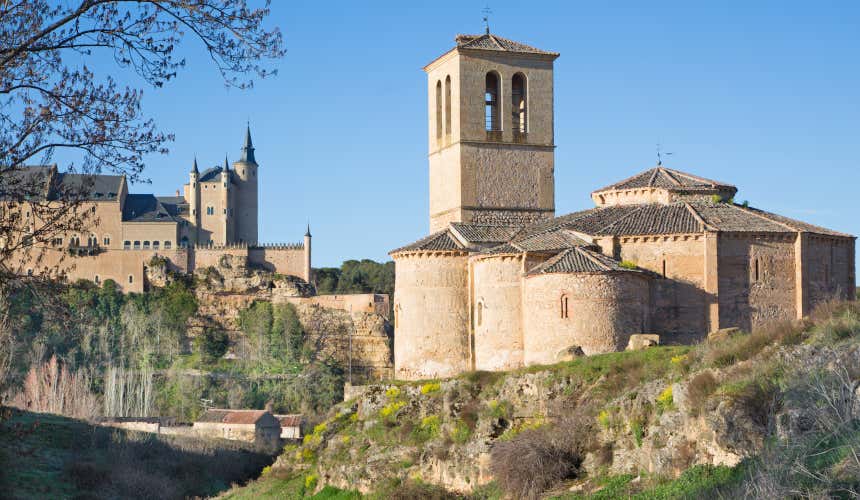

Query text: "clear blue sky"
[79, 1, 860, 272]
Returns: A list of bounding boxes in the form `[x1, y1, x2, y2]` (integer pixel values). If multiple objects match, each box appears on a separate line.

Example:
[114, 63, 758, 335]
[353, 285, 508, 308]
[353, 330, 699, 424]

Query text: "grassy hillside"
[223, 300, 860, 499]
[0, 407, 274, 499]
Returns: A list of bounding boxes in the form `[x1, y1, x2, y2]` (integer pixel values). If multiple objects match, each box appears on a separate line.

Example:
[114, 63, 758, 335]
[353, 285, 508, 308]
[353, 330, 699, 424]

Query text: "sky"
[60, 1, 860, 273]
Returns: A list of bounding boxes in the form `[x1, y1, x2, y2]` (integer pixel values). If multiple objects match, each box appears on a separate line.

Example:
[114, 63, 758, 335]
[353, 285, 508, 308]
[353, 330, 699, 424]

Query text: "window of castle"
[133, 241, 140, 249]
[128, 275, 133, 284]
[476, 301, 484, 327]
[206, 206, 214, 215]
[143, 240, 150, 249]
[153, 241, 160, 250]
[94, 275, 100, 284]
[124, 240, 131, 249]
[560, 295, 569, 319]
[103, 235, 111, 246]
[164, 241, 172, 249]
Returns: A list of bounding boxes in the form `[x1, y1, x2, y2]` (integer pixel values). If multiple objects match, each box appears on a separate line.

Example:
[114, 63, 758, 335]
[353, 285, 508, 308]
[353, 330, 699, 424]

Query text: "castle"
[389, 32, 856, 380]
[6, 126, 312, 291]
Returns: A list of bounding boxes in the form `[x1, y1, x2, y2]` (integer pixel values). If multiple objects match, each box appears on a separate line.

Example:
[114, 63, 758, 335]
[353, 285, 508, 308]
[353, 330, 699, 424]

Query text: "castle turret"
[233, 124, 259, 244]
[222, 154, 233, 243]
[304, 224, 312, 284]
[188, 156, 200, 244]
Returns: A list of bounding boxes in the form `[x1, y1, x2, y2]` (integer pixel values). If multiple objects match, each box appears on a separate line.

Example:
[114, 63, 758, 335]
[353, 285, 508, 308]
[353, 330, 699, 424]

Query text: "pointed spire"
[191, 155, 199, 174]
[305, 223, 311, 237]
[240, 122, 256, 164]
[223, 154, 230, 172]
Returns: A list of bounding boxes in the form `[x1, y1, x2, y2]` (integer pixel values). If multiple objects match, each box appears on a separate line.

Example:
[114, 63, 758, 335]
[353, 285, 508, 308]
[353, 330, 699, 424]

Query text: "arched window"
[476, 301, 484, 327]
[103, 234, 111, 246]
[444, 75, 452, 139]
[485, 72, 500, 136]
[512, 73, 527, 136]
[560, 294, 569, 319]
[435, 80, 443, 142]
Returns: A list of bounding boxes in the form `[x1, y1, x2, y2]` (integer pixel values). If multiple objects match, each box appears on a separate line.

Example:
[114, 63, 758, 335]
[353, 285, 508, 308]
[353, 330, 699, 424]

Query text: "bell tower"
[425, 33, 559, 232]
[233, 124, 259, 244]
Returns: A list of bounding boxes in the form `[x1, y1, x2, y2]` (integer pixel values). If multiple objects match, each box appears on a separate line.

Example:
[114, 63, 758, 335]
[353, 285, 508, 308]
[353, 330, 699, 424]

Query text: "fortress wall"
[471, 255, 524, 371]
[429, 143, 463, 232]
[522, 272, 650, 365]
[279, 293, 389, 318]
[592, 188, 671, 207]
[120, 221, 178, 248]
[11, 247, 189, 292]
[802, 235, 856, 310]
[248, 246, 305, 280]
[193, 246, 248, 270]
[718, 233, 796, 332]
[393, 253, 470, 380]
[618, 235, 707, 341]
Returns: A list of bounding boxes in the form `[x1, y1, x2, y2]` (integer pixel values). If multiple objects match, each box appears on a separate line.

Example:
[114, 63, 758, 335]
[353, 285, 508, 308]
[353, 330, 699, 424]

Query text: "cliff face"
[156, 254, 393, 383]
[270, 324, 860, 496]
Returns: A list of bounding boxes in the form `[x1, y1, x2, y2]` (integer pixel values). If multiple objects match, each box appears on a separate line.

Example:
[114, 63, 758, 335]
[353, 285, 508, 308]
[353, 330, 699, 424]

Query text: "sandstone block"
[707, 327, 742, 343]
[555, 345, 585, 362]
[626, 334, 660, 351]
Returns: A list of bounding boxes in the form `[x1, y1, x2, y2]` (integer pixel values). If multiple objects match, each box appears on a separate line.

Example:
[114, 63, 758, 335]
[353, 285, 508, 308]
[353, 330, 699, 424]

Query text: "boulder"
[707, 327, 742, 343]
[556, 345, 585, 362]
[626, 334, 660, 351]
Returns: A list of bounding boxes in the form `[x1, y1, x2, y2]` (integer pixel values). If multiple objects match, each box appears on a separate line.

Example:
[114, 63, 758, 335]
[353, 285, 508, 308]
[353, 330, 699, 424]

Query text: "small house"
[193, 409, 281, 450]
[274, 414, 303, 440]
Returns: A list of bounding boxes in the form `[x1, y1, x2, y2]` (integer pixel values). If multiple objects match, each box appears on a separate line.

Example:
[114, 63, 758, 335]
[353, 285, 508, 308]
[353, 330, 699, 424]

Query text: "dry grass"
[686, 371, 719, 416]
[490, 415, 591, 500]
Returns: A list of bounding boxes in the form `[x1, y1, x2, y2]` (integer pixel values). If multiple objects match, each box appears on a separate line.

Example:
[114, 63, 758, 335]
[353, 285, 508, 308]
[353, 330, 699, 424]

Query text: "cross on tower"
[482, 6, 492, 34]
[656, 144, 673, 166]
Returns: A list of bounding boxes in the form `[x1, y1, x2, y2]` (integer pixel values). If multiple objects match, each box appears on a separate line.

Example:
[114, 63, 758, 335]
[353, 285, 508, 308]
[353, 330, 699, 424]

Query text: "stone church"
[390, 32, 856, 380]
[6, 127, 312, 291]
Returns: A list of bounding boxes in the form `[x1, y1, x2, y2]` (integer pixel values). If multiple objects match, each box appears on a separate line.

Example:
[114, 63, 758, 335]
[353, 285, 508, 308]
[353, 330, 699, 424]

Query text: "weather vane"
[656, 144, 673, 166]
[482, 5, 492, 34]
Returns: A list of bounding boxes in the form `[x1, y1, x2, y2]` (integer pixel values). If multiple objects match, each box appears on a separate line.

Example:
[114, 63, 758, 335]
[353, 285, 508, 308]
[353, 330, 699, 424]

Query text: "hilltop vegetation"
[223, 299, 860, 499]
[0, 407, 273, 499]
[0, 259, 394, 422]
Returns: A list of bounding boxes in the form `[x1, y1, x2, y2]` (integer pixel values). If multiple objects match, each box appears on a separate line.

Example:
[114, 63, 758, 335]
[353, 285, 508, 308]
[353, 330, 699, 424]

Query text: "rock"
[556, 345, 585, 361]
[707, 327, 742, 343]
[626, 334, 660, 351]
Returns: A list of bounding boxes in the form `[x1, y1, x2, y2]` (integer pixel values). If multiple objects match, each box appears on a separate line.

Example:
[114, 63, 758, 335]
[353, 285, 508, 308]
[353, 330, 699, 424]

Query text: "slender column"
[704, 231, 720, 331]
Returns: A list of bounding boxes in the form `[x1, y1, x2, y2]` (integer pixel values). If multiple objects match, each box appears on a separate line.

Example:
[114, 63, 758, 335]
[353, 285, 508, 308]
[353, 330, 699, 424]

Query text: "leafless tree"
[0, 0, 284, 278]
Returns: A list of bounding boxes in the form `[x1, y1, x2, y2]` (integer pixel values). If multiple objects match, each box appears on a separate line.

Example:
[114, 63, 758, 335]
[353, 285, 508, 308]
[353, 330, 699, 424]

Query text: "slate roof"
[390, 229, 466, 253]
[454, 33, 558, 56]
[527, 247, 642, 275]
[199, 166, 233, 183]
[0, 165, 54, 200]
[196, 409, 273, 425]
[56, 173, 123, 200]
[594, 166, 735, 193]
[122, 194, 178, 222]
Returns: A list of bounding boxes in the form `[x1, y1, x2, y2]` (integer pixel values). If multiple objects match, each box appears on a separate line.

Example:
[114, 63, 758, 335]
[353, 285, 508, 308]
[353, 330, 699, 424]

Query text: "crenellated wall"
[393, 252, 471, 380]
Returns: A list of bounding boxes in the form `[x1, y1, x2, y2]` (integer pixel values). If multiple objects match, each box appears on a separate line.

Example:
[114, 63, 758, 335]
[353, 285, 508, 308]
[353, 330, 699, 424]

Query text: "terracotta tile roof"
[454, 33, 558, 56]
[736, 205, 853, 237]
[482, 243, 522, 255]
[390, 229, 466, 254]
[514, 229, 591, 252]
[594, 204, 703, 235]
[274, 414, 303, 427]
[196, 409, 271, 425]
[449, 223, 523, 244]
[688, 202, 794, 233]
[594, 166, 735, 193]
[527, 247, 642, 275]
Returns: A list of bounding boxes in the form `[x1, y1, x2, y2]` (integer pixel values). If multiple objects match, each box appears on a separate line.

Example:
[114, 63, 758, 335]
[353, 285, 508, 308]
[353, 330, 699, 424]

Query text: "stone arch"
[512, 72, 527, 135]
[485, 71, 501, 133]
[435, 80, 443, 142]
[444, 75, 452, 138]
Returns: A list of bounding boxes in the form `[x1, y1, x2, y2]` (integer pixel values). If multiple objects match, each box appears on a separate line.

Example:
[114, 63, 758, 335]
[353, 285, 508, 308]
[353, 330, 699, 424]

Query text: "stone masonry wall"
[718, 234, 796, 332]
[393, 252, 471, 380]
[471, 255, 524, 371]
[522, 272, 650, 365]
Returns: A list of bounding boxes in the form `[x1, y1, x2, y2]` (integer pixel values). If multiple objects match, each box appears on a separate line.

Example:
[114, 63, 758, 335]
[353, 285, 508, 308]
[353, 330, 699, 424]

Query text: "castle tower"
[220, 155, 233, 244]
[304, 224, 312, 283]
[188, 157, 201, 244]
[424, 33, 559, 232]
[233, 124, 259, 244]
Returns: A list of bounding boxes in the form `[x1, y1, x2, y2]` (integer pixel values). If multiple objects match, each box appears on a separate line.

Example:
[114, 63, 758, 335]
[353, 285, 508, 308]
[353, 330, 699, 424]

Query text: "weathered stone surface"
[708, 327, 742, 343]
[556, 345, 585, 362]
[626, 334, 661, 351]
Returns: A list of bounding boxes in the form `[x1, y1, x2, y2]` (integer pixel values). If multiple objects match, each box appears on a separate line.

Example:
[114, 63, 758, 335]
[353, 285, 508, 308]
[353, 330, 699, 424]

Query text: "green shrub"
[451, 419, 472, 444]
[619, 260, 637, 269]
[385, 386, 401, 399]
[420, 382, 441, 395]
[411, 415, 440, 442]
[656, 386, 674, 412]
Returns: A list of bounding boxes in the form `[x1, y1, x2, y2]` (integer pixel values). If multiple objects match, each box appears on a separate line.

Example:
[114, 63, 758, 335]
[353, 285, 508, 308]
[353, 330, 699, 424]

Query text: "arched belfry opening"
[485, 72, 500, 139]
[512, 73, 527, 138]
[444, 75, 452, 139]
[435, 80, 443, 142]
